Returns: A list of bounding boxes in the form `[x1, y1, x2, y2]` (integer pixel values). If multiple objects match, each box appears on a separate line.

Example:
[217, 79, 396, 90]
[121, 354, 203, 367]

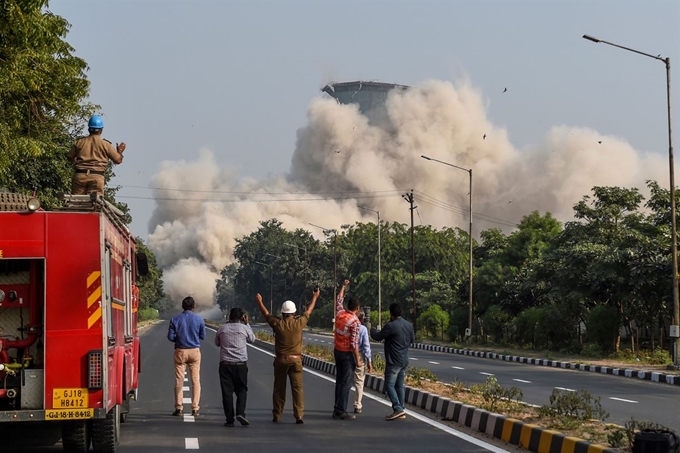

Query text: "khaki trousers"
[353, 356, 367, 410]
[71, 173, 105, 195]
[174, 348, 201, 411]
[272, 357, 304, 420]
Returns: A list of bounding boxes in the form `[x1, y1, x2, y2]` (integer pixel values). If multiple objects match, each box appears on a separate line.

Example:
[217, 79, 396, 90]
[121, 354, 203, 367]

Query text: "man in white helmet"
[255, 288, 319, 424]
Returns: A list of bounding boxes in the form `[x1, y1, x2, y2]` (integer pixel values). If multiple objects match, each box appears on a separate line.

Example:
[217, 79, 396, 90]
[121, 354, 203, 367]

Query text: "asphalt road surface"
[297, 329, 680, 431]
[2, 322, 510, 452]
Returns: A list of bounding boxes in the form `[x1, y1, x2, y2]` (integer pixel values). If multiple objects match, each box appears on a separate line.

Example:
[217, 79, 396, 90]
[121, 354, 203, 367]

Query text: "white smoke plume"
[147, 79, 667, 310]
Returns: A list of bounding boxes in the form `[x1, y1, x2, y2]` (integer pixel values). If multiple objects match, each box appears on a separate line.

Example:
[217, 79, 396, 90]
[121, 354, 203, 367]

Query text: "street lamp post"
[265, 253, 286, 299]
[309, 223, 337, 331]
[583, 34, 679, 365]
[358, 206, 382, 328]
[421, 155, 474, 346]
[255, 261, 273, 314]
[284, 242, 308, 302]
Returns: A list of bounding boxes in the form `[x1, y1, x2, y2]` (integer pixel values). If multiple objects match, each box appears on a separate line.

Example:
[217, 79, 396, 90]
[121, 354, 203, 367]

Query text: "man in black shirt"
[370, 303, 414, 421]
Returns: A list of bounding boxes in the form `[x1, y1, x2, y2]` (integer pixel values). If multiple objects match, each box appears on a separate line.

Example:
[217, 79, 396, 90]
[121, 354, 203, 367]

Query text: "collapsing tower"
[321, 81, 409, 120]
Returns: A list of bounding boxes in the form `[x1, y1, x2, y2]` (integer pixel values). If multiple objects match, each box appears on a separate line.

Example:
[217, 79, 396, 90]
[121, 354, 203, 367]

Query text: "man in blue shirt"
[353, 311, 373, 413]
[168, 296, 206, 417]
[370, 303, 414, 421]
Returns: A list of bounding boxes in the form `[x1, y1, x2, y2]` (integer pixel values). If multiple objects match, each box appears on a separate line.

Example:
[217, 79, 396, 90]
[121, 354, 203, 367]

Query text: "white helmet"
[281, 300, 296, 314]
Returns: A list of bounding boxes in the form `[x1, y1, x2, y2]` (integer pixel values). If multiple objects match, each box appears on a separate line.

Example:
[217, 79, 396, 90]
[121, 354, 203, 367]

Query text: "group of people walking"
[166, 279, 414, 426]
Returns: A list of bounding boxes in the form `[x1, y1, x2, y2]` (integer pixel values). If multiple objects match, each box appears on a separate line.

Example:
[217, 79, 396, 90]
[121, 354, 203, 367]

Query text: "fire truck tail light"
[88, 350, 103, 390]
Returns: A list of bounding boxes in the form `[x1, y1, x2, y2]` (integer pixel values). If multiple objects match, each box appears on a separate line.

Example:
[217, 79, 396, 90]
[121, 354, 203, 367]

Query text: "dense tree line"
[218, 182, 678, 356]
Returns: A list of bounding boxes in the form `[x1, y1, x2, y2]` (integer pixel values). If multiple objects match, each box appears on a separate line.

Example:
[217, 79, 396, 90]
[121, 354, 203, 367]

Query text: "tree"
[0, 1, 90, 203]
[135, 238, 165, 313]
[418, 305, 450, 340]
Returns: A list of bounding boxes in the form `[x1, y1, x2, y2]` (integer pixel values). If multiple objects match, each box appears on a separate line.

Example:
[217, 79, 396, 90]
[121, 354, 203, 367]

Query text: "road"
[298, 330, 680, 430]
[3, 322, 510, 452]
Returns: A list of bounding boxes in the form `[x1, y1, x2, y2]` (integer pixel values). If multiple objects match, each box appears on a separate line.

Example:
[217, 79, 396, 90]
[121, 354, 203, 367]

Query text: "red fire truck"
[0, 192, 146, 452]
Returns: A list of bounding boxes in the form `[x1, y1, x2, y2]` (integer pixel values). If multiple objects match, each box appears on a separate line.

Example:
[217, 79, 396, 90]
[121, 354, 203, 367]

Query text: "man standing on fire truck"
[168, 296, 206, 417]
[68, 115, 126, 195]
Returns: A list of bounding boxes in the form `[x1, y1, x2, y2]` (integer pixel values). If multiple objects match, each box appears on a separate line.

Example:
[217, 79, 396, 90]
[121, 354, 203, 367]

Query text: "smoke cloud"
[147, 79, 667, 310]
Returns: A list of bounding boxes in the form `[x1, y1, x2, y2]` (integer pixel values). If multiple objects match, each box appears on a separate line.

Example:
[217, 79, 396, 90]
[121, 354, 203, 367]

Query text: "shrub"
[405, 366, 438, 387]
[580, 343, 603, 358]
[138, 307, 158, 321]
[623, 418, 678, 449]
[539, 389, 608, 421]
[470, 376, 523, 412]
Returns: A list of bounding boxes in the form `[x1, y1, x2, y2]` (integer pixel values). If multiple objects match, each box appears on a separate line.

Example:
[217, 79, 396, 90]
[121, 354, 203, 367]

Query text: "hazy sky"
[50, 0, 679, 239]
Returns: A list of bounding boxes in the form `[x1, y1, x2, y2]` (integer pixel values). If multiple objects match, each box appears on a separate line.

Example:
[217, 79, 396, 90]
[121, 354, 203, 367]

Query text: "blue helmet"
[88, 115, 104, 129]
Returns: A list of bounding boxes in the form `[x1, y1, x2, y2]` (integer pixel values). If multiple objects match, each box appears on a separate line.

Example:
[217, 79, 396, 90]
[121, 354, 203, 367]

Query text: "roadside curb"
[410, 343, 680, 387]
[306, 329, 679, 386]
[254, 339, 618, 453]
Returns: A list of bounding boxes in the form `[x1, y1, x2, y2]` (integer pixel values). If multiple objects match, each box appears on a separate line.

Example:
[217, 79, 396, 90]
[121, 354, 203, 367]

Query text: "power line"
[414, 190, 517, 228]
[119, 184, 403, 196]
[116, 193, 404, 203]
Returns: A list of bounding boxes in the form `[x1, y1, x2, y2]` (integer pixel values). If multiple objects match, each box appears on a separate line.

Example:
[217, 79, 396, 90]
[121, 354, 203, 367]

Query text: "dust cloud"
[147, 79, 667, 310]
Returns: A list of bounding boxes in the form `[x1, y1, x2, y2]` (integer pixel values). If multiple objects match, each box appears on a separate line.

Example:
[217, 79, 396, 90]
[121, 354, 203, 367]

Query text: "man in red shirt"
[332, 279, 362, 420]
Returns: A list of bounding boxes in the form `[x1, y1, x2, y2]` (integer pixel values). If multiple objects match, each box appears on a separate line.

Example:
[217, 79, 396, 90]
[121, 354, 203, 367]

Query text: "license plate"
[45, 409, 94, 420]
[52, 388, 89, 409]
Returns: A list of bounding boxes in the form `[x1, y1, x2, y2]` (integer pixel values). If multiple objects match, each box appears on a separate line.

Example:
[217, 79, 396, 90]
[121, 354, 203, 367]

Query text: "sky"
[48, 1, 680, 306]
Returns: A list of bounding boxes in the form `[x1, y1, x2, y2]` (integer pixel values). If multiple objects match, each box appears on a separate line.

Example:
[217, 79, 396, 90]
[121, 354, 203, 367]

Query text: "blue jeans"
[334, 350, 356, 414]
[384, 364, 407, 412]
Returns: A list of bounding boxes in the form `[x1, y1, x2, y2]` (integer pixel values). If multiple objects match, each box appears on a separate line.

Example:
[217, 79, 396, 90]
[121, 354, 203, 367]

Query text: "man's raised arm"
[304, 287, 321, 318]
[255, 293, 269, 318]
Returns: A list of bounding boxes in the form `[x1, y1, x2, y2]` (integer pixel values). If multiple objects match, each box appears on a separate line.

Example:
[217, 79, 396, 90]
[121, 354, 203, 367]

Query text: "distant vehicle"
[0, 192, 148, 452]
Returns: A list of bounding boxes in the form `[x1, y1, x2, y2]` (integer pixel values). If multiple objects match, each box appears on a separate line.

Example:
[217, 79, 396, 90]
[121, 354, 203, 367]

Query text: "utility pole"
[402, 190, 417, 334]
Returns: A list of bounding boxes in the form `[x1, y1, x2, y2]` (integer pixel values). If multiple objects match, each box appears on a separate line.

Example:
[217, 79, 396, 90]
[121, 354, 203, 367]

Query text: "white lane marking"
[185, 438, 199, 449]
[428, 361, 440, 365]
[609, 397, 638, 404]
[320, 340, 326, 343]
[554, 387, 575, 392]
[182, 397, 192, 404]
[182, 386, 190, 391]
[184, 378, 188, 382]
[411, 357, 419, 361]
[183, 415, 195, 422]
[451, 366, 465, 370]
[247, 343, 510, 453]
[479, 372, 494, 376]
[512, 379, 532, 384]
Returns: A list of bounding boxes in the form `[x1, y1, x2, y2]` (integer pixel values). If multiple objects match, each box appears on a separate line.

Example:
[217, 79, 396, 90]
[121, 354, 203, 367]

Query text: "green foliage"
[539, 389, 609, 421]
[614, 347, 673, 366]
[135, 238, 166, 312]
[481, 305, 511, 342]
[580, 343, 603, 358]
[372, 353, 386, 373]
[418, 304, 450, 340]
[585, 305, 620, 353]
[470, 376, 523, 412]
[606, 428, 626, 448]
[0, 1, 92, 203]
[138, 307, 159, 322]
[405, 366, 439, 386]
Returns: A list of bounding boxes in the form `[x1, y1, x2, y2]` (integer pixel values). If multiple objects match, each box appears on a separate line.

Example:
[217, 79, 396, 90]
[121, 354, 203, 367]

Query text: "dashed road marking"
[411, 358, 419, 361]
[428, 361, 440, 365]
[185, 438, 199, 449]
[479, 372, 494, 376]
[451, 366, 465, 370]
[182, 386, 190, 391]
[554, 387, 575, 392]
[609, 397, 638, 403]
[512, 379, 531, 384]
[246, 343, 510, 453]
[183, 397, 191, 404]
[183, 414, 195, 422]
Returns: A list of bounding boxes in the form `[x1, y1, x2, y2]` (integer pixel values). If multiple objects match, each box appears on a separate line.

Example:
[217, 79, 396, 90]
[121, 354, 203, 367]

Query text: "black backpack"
[633, 429, 680, 453]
